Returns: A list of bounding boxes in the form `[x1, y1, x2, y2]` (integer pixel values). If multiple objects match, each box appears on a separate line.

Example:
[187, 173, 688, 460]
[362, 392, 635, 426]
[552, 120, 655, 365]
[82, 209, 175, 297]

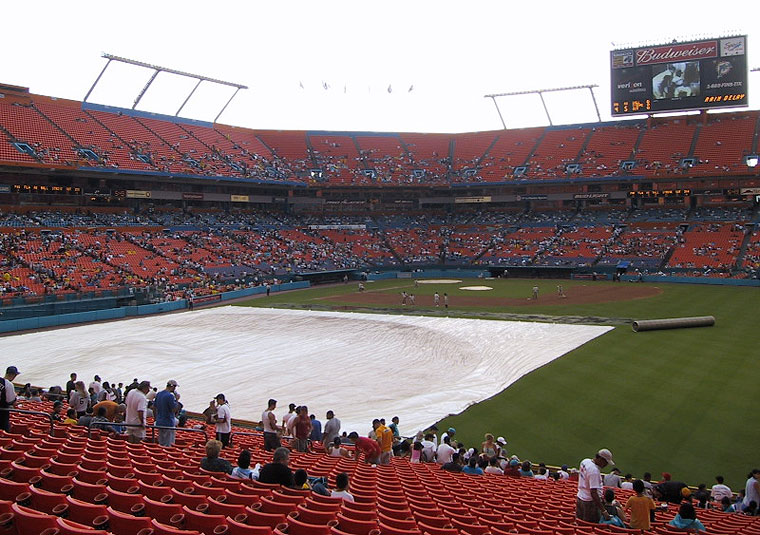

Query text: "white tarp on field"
[1, 306, 612, 436]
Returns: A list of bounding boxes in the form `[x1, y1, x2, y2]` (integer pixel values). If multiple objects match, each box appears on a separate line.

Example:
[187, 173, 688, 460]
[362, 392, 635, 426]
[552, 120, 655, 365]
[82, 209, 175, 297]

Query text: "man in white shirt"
[89, 375, 102, 395]
[213, 393, 231, 448]
[558, 464, 570, 480]
[420, 433, 436, 462]
[576, 448, 615, 523]
[711, 476, 732, 502]
[282, 403, 297, 436]
[603, 467, 622, 488]
[436, 436, 456, 465]
[125, 380, 150, 443]
[0, 366, 19, 432]
[323, 410, 341, 448]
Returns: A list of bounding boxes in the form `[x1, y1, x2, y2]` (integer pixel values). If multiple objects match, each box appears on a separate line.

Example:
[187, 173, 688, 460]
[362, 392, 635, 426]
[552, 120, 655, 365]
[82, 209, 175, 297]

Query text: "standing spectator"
[744, 469, 760, 511]
[625, 479, 656, 531]
[114, 382, 124, 403]
[348, 432, 381, 464]
[202, 401, 217, 424]
[213, 394, 231, 448]
[0, 366, 19, 432]
[258, 447, 294, 486]
[65, 373, 77, 398]
[200, 439, 232, 474]
[653, 480, 689, 504]
[154, 380, 179, 447]
[604, 467, 622, 488]
[576, 448, 615, 523]
[323, 410, 341, 449]
[374, 419, 393, 465]
[481, 433, 498, 460]
[69, 381, 89, 418]
[262, 399, 281, 452]
[292, 405, 312, 452]
[89, 375, 102, 395]
[711, 476, 733, 502]
[309, 413, 322, 443]
[282, 403, 297, 435]
[125, 380, 150, 444]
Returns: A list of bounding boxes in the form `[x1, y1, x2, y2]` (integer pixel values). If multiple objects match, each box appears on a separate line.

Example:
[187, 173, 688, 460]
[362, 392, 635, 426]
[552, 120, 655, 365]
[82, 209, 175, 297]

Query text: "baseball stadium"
[0, 3, 759, 534]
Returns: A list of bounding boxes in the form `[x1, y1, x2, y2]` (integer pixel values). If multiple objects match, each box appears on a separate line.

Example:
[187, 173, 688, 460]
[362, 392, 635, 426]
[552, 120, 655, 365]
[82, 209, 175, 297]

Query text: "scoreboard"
[611, 36, 748, 116]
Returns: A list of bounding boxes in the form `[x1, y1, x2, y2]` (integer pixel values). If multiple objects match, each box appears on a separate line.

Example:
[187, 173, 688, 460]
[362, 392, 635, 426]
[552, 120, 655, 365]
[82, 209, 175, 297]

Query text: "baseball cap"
[5, 366, 19, 375]
[497, 436, 507, 445]
[447, 427, 456, 434]
[167, 380, 179, 387]
[681, 487, 692, 497]
[597, 448, 615, 466]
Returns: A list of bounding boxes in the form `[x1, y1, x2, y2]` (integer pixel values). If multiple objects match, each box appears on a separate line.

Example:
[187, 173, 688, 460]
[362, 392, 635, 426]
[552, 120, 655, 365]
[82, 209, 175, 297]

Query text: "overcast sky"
[3, 1, 757, 132]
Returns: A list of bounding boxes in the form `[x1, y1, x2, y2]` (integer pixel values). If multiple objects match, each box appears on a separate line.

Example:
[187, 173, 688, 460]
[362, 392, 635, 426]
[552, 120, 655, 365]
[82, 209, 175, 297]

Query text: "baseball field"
[236, 277, 759, 489]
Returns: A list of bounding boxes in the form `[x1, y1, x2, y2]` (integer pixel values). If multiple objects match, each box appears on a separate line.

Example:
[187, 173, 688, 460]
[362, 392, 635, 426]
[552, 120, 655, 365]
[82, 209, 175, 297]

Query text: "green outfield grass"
[235, 278, 759, 489]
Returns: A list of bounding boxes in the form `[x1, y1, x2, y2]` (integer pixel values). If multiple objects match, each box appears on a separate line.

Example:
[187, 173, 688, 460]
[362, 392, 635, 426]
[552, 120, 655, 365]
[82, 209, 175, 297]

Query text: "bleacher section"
[2, 403, 759, 535]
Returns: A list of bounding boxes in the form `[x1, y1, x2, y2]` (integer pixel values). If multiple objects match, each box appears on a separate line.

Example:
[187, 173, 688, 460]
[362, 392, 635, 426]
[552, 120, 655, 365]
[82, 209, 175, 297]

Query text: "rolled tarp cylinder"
[632, 316, 715, 332]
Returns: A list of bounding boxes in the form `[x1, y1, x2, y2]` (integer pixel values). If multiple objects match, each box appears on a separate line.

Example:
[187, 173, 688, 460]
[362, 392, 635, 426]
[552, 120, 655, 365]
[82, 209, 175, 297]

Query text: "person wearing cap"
[495, 436, 507, 458]
[262, 399, 281, 451]
[0, 366, 19, 432]
[125, 380, 150, 443]
[652, 479, 689, 504]
[576, 448, 616, 523]
[213, 393, 231, 448]
[558, 464, 570, 480]
[441, 427, 456, 445]
[154, 380, 180, 447]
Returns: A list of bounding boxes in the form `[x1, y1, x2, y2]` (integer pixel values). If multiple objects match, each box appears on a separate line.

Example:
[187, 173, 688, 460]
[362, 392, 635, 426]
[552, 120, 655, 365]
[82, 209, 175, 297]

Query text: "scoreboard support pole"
[488, 96, 508, 130]
[484, 84, 600, 129]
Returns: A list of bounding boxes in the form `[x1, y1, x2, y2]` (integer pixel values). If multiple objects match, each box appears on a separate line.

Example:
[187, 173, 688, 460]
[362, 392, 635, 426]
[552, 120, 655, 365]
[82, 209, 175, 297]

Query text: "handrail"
[87, 421, 208, 443]
[0, 407, 55, 436]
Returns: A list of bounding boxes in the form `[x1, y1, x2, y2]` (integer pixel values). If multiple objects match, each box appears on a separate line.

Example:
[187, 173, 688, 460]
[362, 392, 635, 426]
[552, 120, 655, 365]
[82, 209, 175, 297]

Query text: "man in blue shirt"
[309, 413, 322, 443]
[154, 380, 179, 447]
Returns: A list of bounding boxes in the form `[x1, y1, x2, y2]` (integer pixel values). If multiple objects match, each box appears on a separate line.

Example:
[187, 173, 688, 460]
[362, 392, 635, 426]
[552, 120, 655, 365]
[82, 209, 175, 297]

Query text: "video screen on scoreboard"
[610, 36, 748, 116]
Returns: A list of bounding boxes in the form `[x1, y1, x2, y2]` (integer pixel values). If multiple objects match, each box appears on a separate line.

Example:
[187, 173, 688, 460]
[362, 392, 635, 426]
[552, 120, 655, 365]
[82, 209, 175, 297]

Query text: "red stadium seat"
[143, 496, 184, 524]
[105, 506, 153, 535]
[173, 504, 227, 534]
[148, 517, 202, 535]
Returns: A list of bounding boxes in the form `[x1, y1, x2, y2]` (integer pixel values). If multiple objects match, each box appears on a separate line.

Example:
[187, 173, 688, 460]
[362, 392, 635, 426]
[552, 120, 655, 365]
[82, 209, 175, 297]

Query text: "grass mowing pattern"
[236, 279, 758, 489]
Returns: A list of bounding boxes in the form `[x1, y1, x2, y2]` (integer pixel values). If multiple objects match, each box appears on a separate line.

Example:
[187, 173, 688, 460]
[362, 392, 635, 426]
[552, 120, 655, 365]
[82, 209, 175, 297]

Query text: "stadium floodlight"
[484, 84, 600, 129]
[746, 155, 759, 168]
[83, 54, 248, 123]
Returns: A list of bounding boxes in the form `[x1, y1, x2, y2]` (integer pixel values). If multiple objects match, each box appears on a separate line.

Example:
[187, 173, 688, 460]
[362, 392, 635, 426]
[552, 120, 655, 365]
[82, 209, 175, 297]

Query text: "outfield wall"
[0, 281, 311, 334]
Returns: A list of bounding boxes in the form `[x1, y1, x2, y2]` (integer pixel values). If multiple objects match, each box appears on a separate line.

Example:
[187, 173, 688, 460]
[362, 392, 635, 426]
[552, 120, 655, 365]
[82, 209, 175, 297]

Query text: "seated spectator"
[441, 452, 463, 472]
[77, 407, 94, 427]
[600, 488, 626, 528]
[621, 473, 634, 490]
[294, 468, 329, 496]
[668, 502, 706, 533]
[90, 407, 111, 431]
[50, 401, 64, 422]
[200, 439, 232, 474]
[694, 484, 710, 508]
[436, 436, 456, 465]
[230, 449, 259, 480]
[720, 496, 738, 512]
[625, 479, 656, 531]
[29, 389, 42, 402]
[558, 464, 570, 480]
[328, 436, 351, 458]
[258, 446, 294, 486]
[62, 408, 78, 426]
[519, 461, 534, 477]
[330, 472, 354, 502]
[462, 456, 484, 475]
[485, 457, 504, 475]
[504, 459, 521, 477]
[481, 433, 498, 459]
[534, 467, 549, 480]
[410, 441, 423, 463]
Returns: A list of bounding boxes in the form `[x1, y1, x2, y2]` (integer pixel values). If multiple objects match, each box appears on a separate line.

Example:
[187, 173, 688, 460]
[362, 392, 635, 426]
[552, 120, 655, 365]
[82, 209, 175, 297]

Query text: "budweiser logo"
[636, 41, 717, 65]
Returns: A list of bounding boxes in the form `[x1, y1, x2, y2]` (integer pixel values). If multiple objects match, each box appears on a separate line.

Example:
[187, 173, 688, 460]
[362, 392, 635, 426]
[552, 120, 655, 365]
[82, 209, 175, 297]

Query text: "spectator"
[600, 489, 626, 528]
[348, 431, 381, 464]
[65, 372, 77, 398]
[625, 479, 656, 531]
[89, 375, 102, 395]
[91, 399, 118, 421]
[309, 413, 322, 443]
[485, 457, 504, 475]
[558, 464, 570, 480]
[604, 467, 622, 488]
[744, 469, 760, 512]
[410, 441, 423, 463]
[711, 476, 732, 502]
[202, 401, 217, 425]
[462, 456, 484, 475]
[331, 472, 354, 502]
[292, 405, 312, 453]
[694, 484, 710, 509]
[653, 480, 689, 504]
[576, 448, 615, 523]
[90, 406, 111, 432]
[258, 447, 295, 486]
[481, 433, 497, 460]
[200, 439, 232, 474]
[262, 398, 281, 452]
[668, 502, 706, 533]
[68, 381, 89, 418]
[0, 366, 19, 432]
[374, 418, 393, 465]
[230, 449, 258, 480]
[213, 393, 231, 448]
[420, 433, 436, 462]
[436, 436, 456, 465]
[49, 401, 64, 422]
[125, 380, 150, 444]
[621, 473, 634, 490]
[154, 380, 179, 447]
[77, 407, 94, 427]
[323, 410, 341, 449]
[519, 461, 534, 477]
[441, 452, 463, 472]
[62, 408, 78, 425]
[328, 436, 351, 458]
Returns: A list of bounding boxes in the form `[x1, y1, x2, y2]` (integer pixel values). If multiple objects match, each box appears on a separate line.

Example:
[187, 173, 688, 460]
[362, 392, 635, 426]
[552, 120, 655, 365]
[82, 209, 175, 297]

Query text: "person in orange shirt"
[373, 419, 394, 465]
[625, 479, 656, 530]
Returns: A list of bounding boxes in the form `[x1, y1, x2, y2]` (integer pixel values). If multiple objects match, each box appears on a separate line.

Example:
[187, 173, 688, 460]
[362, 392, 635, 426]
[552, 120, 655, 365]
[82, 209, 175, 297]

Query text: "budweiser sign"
[635, 41, 717, 66]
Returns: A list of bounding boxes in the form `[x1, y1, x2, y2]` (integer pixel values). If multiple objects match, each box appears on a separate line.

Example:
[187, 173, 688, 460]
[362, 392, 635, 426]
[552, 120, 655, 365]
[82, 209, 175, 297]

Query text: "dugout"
[487, 265, 575, 279]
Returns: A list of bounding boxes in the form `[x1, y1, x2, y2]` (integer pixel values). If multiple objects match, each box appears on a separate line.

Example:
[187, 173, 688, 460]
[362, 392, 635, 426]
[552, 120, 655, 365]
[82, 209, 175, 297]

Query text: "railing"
[0, 408, 56, 435]
[87, 421, 208, 443]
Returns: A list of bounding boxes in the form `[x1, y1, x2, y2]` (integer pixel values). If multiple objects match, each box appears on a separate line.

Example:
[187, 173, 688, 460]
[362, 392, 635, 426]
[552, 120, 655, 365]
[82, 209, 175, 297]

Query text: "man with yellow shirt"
[373, 418, 393, 465]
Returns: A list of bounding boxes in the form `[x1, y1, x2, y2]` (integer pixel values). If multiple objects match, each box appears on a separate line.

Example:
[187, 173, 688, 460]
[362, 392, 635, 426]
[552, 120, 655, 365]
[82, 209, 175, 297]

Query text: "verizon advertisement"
[611, 36, 747, 116]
